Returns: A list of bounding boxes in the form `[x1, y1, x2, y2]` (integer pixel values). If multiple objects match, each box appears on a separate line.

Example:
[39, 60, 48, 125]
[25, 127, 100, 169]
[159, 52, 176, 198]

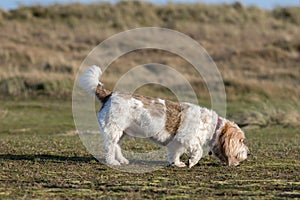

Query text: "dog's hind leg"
[104, 140, 120, 165]
[115, 145, 129, 164]
[115, 133, 129, 164]
[101, 125, 127, 165]
[167, 140, 187, 167]
[188, 144, 203, 168]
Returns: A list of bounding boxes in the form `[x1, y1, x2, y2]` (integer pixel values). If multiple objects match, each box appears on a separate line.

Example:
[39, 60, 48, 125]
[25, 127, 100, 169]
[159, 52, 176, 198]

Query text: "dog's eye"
[240, 139, 244, 143]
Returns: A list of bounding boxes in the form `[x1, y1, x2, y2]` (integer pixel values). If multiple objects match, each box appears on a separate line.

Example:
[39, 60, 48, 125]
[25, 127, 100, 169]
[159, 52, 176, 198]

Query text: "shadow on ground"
[0, 154, 96, 163]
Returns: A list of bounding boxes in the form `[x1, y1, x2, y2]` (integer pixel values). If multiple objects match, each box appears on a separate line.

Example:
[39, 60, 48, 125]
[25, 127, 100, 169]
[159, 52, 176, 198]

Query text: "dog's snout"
[247, 151, 251, 156]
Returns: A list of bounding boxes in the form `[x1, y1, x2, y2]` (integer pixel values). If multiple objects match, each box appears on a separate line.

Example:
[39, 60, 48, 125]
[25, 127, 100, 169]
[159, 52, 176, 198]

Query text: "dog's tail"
[79, 65, 112, 103]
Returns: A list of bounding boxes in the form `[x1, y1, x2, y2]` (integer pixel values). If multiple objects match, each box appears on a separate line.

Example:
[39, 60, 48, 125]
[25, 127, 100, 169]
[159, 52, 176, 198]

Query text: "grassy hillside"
[1, 1, 299, 128]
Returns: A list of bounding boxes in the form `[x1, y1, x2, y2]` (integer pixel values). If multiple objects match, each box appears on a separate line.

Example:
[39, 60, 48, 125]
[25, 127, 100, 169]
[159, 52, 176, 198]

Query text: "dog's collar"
[214, 117, 223, 134]
[209, 117, 223, 156]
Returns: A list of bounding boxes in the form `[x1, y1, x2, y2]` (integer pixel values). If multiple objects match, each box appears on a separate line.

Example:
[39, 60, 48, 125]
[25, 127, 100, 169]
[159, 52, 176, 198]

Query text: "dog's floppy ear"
[219, 122, 239, 166]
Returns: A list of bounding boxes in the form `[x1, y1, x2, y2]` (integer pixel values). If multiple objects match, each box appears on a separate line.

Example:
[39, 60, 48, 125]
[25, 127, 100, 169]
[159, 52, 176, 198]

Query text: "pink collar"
[215, 117, 223, 133]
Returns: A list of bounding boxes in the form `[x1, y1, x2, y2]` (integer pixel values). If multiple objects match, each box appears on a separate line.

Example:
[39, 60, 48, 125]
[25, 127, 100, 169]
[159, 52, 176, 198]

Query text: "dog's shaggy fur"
[79, 66, 250, 167]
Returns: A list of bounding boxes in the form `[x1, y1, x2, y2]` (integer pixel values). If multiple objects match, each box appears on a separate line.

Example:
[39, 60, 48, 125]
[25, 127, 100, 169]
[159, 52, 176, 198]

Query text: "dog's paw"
[107, 160, 120, 166]
[119, 157, 129, 165]
[188, 159, 198, 168]
[172, 161, 187, 167]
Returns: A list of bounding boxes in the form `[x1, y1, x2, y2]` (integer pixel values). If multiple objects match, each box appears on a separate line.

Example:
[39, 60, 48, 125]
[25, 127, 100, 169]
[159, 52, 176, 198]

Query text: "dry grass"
[0, 1, 299, 126]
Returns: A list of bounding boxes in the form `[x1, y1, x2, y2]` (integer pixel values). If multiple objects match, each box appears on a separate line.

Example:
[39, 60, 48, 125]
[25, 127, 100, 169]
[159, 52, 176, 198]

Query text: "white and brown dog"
[79, 66, 250, 168]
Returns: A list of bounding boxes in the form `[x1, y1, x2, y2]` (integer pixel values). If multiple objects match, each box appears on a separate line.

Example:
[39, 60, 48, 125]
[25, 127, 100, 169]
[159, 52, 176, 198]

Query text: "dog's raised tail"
[79, 65, 112, 103]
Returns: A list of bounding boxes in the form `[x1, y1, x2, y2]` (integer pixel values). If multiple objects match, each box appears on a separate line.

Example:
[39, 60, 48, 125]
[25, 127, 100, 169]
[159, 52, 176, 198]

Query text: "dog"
[79, 65, 250, 168]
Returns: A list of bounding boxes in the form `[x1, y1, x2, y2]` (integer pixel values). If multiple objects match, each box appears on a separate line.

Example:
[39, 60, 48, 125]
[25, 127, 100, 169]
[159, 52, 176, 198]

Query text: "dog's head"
[212, 121, 250, 166]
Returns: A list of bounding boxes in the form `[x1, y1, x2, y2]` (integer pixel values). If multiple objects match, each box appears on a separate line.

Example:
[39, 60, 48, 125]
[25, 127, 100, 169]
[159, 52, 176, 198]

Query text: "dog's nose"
[247, 151, 251, 156]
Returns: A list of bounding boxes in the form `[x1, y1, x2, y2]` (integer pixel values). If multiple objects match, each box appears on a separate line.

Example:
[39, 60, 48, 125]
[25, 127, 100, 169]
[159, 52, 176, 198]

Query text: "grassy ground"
[0, 1, 300, 199]
[0, 100, 299, 199]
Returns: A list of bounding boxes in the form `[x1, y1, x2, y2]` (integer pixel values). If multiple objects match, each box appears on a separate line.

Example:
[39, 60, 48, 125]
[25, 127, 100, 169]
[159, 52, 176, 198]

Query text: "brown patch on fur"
[106, 91, 188, 135]
[165, 101, 187, 135]
[131, 93, 187, 135]
[132, 94, 165, 117]
[95, 84, 112, 104]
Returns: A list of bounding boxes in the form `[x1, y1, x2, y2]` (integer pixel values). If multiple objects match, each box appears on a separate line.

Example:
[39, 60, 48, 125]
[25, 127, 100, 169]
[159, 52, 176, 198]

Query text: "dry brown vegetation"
[0, 1, 299, 127]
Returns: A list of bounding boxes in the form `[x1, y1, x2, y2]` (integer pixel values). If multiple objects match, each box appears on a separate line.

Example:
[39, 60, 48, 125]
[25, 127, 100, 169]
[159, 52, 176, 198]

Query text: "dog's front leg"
[188, 145, 203, 168]
[167, 140, 186, 167]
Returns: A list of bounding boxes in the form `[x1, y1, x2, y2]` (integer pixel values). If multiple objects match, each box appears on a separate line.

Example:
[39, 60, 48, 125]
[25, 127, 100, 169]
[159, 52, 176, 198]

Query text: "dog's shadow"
[0, 154, 97, 163]
[0, 154, 222, 170]
[0, 154, 167, 165]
